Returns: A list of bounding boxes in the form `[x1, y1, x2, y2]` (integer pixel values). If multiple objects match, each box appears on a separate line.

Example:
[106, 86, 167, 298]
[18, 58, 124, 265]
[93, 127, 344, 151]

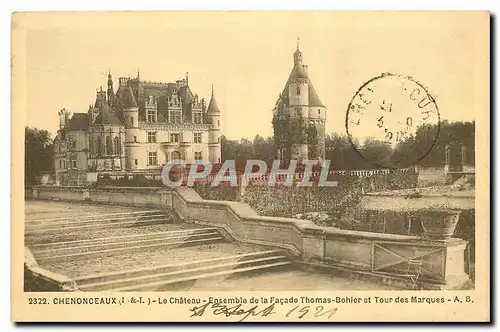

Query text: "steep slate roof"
[94, 105, 123, 126]
[122, 86, 138, 108]
[308, 82, 325, 107]
[279, 61, 326, 108]
[207, 93, 220, 114]
[68, 113, 89, 130]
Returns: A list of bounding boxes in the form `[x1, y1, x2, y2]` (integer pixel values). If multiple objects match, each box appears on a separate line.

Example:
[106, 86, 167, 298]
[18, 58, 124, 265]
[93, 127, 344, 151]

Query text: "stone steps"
[34, 229, 226, 263]
[32, 227, 215, 250]
[26, 211, 168, 228]
[25, 215, 173, 235]
[26, 213, 168, 229]
[25, 210, 166, 224]
[32, 228, 220, 259]
[75, 250, 290, 291]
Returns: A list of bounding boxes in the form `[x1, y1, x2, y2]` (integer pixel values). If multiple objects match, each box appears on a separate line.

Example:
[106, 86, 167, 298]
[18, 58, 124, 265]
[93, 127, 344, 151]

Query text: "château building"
[53, 72, 221, 184]
[272, 42, 326, 164]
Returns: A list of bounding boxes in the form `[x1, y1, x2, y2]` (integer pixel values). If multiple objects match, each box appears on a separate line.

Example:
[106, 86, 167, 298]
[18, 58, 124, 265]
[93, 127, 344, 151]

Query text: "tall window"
[147, 132, 157, 143]
[194, 133, 202, 143]
[148, 152, 157, 166]
[147, 109, 157, 122]
[88, 139, 93, 156]
[129, 117, 134, 126]
[170, 110, 182, 123]
[170, 133, 180, 143]
[114, 137, 120, 155]
[105, 136, 112, 155]
[296, 86, 301, 95]
[96, 136, 102, 156]
[194, 151, 202, 161]
[193, 112, 203, 124]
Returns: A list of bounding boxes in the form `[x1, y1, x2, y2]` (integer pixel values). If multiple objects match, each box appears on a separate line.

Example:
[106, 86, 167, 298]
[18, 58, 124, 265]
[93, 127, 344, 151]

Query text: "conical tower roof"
[123, 86, 138, 108]
[207, 86, 220, 114]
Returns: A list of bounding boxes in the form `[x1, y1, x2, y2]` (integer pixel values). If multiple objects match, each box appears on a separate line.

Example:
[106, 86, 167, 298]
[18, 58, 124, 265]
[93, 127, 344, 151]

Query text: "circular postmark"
[345, 73, 441, 169]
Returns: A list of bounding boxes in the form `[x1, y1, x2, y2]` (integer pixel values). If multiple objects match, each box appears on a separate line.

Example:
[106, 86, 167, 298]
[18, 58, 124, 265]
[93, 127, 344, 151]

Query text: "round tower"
[122, 86, 141, 170]
[207, 85, 221, 164]
[288, 42, 309, 161]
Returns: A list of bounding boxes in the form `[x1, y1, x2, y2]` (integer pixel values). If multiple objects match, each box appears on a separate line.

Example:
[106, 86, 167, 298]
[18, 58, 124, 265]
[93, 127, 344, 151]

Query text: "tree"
[25, 127, 54, 185]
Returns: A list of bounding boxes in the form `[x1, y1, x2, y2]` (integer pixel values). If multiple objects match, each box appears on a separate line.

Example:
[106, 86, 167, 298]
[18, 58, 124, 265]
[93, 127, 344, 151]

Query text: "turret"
[107, 71, 114, 106]
[122, 86, 141, 170]
[95, 87, 107, 108]
[58, 108, 71, 129]
[207, 85, 221, 164]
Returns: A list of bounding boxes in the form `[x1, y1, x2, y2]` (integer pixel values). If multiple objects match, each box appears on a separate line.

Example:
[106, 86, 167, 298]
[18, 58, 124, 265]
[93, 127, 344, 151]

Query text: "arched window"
[114, 137, 120, 155]
[296, 86, 300, 95]
[105, 136, 112, 155]
[96, 136, 102, 156]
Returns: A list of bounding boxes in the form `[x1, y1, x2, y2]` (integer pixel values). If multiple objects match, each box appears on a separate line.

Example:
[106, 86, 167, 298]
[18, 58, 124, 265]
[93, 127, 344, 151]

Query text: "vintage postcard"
[12, 11, 490, 322]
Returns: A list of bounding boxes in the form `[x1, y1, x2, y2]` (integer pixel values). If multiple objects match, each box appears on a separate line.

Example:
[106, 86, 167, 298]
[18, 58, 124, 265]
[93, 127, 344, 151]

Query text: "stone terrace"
[25, 200, 397, 291]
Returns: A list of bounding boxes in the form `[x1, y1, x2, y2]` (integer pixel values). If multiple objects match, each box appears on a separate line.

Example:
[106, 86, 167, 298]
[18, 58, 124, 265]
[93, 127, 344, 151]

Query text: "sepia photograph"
[12, 10, 490, 322]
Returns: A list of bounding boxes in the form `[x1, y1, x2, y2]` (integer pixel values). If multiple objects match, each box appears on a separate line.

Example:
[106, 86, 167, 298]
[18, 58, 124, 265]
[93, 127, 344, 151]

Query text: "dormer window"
[193, 112, 203, 124]
[147, 109, 157, 123]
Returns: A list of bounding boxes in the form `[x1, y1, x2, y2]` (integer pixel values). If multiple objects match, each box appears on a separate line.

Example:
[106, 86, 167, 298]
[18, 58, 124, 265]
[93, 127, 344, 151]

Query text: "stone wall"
[169, 187, 469, 289]
[29, 185, 471, 289]
[24, 247, 77, 292]
[32, 186, 172, 209]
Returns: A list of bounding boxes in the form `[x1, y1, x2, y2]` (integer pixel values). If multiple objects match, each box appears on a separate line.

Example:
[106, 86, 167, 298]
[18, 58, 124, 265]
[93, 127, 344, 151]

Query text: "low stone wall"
[32, 186, 172, 209]
[24, 247, 77, 292]
[29, 185, 471, 289]
[170, 187, 469, 289]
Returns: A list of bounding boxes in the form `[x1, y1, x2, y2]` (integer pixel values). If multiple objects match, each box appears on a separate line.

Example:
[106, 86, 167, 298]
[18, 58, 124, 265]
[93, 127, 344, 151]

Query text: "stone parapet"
[30, 185, 471, 289]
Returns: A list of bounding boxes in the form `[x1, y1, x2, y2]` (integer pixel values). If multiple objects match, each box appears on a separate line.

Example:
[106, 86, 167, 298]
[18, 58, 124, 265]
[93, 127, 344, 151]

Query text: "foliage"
[222, 120, 475, 170]
[25, 127, 54, 185]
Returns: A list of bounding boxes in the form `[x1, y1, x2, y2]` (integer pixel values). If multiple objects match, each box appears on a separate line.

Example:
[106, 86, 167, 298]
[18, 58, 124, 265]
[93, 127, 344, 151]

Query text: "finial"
[186, 72, 189, 84]
[296, 37, 300, 51]
[108, 69, 111, 77]
[137, 68, 140, 79]
[100, 86, 103, 92]
[211, 83, 214, 96]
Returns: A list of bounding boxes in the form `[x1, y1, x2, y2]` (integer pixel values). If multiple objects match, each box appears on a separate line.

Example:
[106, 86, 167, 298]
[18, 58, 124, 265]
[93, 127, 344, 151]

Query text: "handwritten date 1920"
[189, 302, 338, 322]
[286, 305, 338, 319]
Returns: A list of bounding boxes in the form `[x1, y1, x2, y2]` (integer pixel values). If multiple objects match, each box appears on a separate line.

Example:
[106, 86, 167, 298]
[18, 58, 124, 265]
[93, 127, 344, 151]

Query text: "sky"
[20, 11, 486, 140]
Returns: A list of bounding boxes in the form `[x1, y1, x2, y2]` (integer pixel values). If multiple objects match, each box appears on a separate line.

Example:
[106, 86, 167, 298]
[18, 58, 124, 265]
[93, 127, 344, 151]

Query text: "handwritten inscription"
[189, 302, 339, 322]
[189, 302, 277, 322]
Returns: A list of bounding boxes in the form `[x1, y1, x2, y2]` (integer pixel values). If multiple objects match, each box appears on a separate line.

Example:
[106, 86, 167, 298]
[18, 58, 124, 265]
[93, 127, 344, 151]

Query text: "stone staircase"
[26, 207, 293, 292]
[31, 227, 225, 263]
[25, 210, 173, 235]
[73, 249, 291, 292]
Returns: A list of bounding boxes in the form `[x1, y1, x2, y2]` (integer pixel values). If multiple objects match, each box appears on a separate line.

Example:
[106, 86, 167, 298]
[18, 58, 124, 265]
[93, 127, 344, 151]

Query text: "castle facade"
[54, 72, 221, 184]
